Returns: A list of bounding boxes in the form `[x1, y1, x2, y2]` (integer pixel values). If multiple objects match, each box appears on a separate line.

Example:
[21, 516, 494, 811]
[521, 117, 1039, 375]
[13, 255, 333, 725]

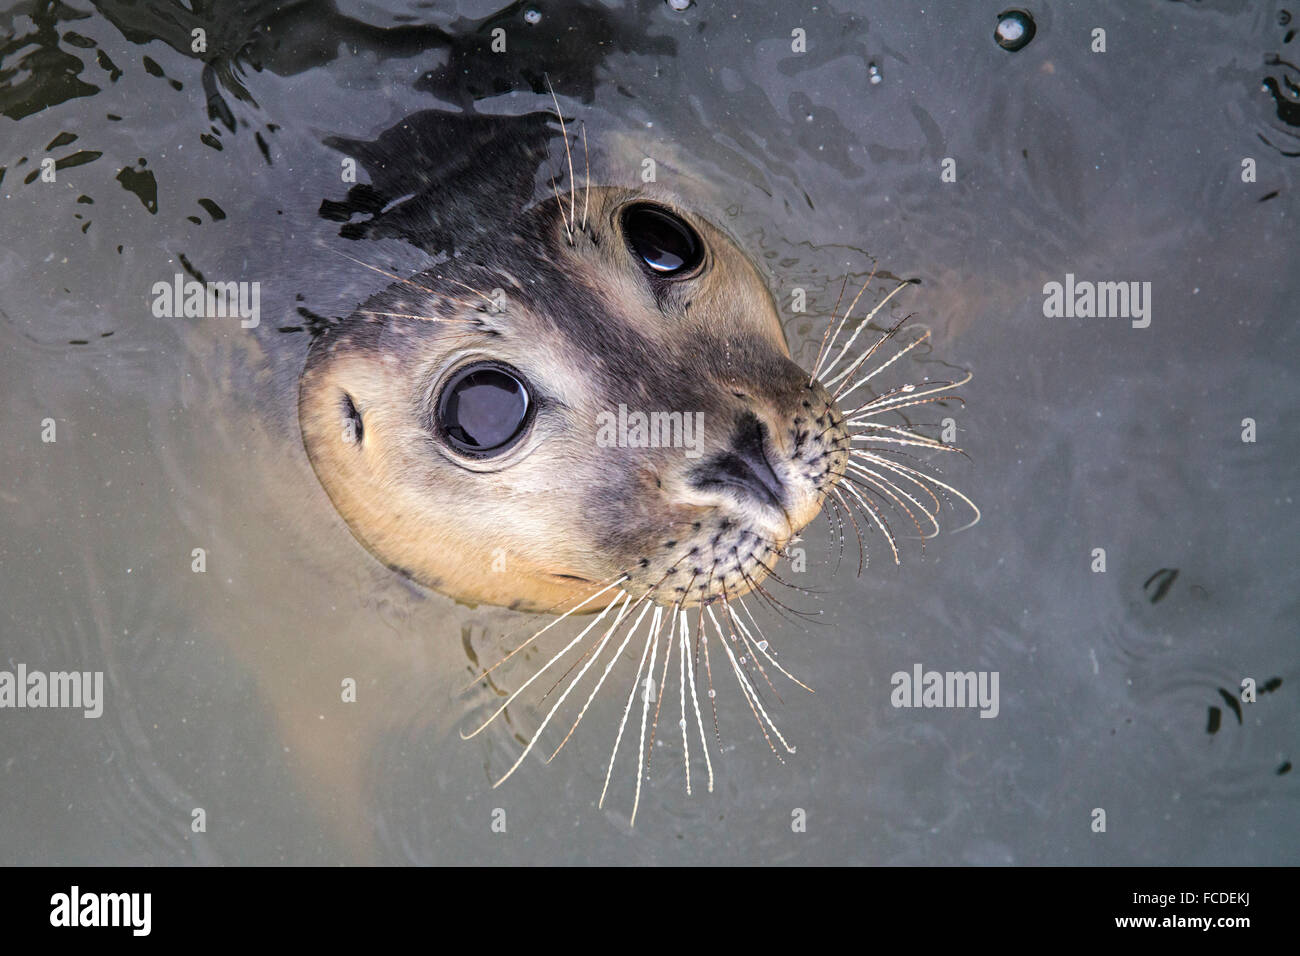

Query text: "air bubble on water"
[994, 10, 1036, 51]
[679, 718, 688, 729]
[902, 383, 915, 392]
[739, 656, 747, 664]
[708, 689, 716, 698]
[868, 62, 882, 85]
[524, 7, 541, 24]
[757, 640, 769, 651]
[667, 0, 693, 11]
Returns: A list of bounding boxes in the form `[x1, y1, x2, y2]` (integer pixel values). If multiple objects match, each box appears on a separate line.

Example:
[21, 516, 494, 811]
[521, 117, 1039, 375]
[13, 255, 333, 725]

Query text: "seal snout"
[690, 412, 787, 514]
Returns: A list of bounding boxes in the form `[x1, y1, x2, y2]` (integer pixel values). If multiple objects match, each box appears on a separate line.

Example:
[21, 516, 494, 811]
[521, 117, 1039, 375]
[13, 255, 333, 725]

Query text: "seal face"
[299, 185, 849, 612]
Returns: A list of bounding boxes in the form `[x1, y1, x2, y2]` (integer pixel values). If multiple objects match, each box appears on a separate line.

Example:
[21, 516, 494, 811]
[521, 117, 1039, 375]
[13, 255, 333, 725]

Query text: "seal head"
[299, 185, 848, 612]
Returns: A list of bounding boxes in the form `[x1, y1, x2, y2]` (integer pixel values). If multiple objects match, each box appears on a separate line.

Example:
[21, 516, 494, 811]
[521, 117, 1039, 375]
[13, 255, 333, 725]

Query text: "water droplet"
[902, 383, 915, 392]
[757, 640, 769, 651]
[708, 688, 716, 698]
[739, 655, 747, 664]
[679, 718, 687, 728]
[868, 62, 882, 85]
[995, 10, 1036, 51]
[667, 0, 693, 10]
[523, 7, 541, 24]
[805, 113, 814, 122]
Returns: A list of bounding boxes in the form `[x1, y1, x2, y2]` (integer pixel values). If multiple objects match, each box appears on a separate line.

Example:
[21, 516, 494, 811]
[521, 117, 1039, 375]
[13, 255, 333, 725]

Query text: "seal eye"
[622, 204, 702, 277]
[437, 362, 532, 456]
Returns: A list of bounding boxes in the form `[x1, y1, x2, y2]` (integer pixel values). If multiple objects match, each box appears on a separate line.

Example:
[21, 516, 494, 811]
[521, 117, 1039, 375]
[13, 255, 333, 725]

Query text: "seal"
[294, 103, 978, 815]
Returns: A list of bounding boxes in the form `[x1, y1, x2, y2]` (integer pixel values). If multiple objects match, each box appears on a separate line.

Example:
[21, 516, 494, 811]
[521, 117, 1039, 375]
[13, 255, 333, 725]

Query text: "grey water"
[1, 0, 1296, 864]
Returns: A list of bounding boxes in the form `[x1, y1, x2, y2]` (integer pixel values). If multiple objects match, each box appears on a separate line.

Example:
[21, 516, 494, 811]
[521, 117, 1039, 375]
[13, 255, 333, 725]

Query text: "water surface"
[1, 0, 1296, 864]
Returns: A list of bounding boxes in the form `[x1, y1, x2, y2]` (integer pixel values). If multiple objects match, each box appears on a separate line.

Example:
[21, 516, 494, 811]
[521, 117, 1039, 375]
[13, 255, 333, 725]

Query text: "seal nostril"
[690, 412, 786, 510]
[728, 412, 785, 504]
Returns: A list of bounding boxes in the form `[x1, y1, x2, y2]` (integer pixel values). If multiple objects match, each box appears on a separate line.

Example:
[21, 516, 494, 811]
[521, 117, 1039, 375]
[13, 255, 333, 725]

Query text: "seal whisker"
[848, 423, 957, 454]
[842, 472, 908, 551]
[835, 482, 897, 565]
[851, 452, 982, 532]
[841, 464, 935, 542]
[681, 608, 712, 796]
[327, 247, 493, 312]
[695, 602, 721, 743]
[733, 598, 815, 694]
[809, 273, 851, 386]
[642, 602, 678, 779]
[847, 453, 944, 517]
[580, 121, 591, 233]
[738, 561, 823, 630]
[850, 449, 959, 517]
[829, 486, 869, 574]
[546, 597, 654, 763]
[846, 453, 944, 519]
[846, 449, 975, 549]
[849, 445, 947, 474]
[847, 421, 973, 467]
[676, 605, 693, 795]
[460, 585, 627, 738]
[326, 247, 437, 294]
[709, 607, 782, 757]
[811, 268, 877, 382]
[834, 325, 929, 403]
[459, 574, 628, 694]
[491, 592, 640, 788]
[545, 74, 577, 245]
[823, 496, 847, 570]
[706, 606, 794, 758]
[811, 412, 851, 445]
[630, 604, 667, 825]
[537, 615, 609, 706]
[842, 471, 939, 545]
[355, 310, 479, 324]
[717, 584, 768, 696]
[818, 279, 913, 386]
[844, 371, 974, 418]
[735, 561, 790, 623]
[547, 167, 570, 244]
[721, 588, 781, 705]
[437, 273, 501, 309]
[827, 311, 920, 406]
[744, 542, 825, 596]
[846, 392, 968, 425]
[598, 605, 659, 811]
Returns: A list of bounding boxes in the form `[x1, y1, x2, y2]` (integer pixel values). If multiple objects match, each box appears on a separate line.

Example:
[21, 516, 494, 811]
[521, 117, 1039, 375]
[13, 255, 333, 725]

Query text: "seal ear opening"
[340, 391, 364, 447]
